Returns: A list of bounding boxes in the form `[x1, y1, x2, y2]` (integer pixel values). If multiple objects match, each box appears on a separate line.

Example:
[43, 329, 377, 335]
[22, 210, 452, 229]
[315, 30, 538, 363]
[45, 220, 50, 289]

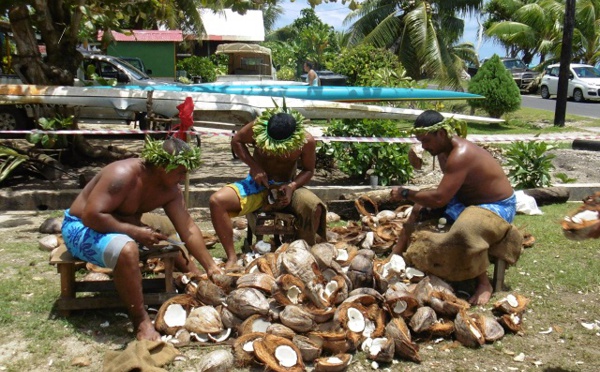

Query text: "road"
[521, 94, 600, 118]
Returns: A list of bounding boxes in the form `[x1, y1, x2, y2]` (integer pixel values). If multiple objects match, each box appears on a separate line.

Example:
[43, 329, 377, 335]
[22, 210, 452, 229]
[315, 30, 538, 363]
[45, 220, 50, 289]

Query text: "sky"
[272, 0, 507, 62]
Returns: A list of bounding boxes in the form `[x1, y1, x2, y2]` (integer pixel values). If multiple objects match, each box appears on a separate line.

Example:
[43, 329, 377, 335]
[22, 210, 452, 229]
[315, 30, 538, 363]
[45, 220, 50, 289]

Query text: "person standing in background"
[304, 61, 319, 86]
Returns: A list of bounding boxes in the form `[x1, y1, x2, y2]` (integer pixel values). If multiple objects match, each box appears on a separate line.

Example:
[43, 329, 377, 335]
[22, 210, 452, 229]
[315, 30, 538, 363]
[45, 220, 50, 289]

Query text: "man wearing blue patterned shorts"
[62, 138, 222, 341]
[390, 110, 516, 306]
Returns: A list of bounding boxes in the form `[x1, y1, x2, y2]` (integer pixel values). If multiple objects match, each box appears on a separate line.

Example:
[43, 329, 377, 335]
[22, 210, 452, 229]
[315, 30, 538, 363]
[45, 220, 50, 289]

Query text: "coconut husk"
[471, 313, 505, 342]
[366, 337, 395, 363]
[427, 319, 455, 338]
[333, 242, 358, 267]
[561, 207, 600, 240]
[308, 331, 353, 354]
[280, 305, 316, 333]
[86, 262, 113, 275]
[454, 310, 485, 348]
[272, 274, 307, 306]
[385, 289, 420, 319]
[384, 318, 420, 363]
[498, 313, 523, 333]
[219, 305, 243, 330]
[226, 288, 270, 318]
[184, 306, 224, 334]
[167, 328, 191, 348]
[239, 314, 272, 335]
[493, 294, 529, 315]
[195, 277, 227, 306]
[155, 294, 201, 336]
[232, 332, 264, 367]
[428, 291, 470, 318]
[304, 304, 336, 324]
[313, 354, 353, 372]
[195, 349, 233, 372]
[253, 334, 305, 372]
[409, 306, 438, 333]
[293, 334, 323, 362]
[355, 195, 378, 218]
[266, 323, 296, 339]
[236, 272, 276, 293]
[210, 273, 238, 293]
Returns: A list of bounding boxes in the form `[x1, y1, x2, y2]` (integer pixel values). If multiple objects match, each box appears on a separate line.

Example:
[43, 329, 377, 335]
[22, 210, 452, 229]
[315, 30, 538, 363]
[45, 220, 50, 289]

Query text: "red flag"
[172, 96, 194, 140]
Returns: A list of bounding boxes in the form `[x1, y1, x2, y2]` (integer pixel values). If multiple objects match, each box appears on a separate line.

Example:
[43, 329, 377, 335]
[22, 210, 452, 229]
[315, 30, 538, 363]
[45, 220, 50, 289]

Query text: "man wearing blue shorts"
[62, 137, 222, 341]
[209, 106, 326, 269]
[390, 110, 516, 306]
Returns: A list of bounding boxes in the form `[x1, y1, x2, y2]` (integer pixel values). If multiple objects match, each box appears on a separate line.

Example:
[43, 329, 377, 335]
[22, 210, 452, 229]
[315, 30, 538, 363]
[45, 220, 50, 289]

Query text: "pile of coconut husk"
[154, 234, 530, 370]
[561, 191, 600, 240]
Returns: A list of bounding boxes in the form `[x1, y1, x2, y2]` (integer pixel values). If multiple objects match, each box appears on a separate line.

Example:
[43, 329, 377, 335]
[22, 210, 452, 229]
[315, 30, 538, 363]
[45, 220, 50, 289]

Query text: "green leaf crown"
[410, 117, 468, 138]
[140, 137, 201, 172]
[253, 99, 306, 156]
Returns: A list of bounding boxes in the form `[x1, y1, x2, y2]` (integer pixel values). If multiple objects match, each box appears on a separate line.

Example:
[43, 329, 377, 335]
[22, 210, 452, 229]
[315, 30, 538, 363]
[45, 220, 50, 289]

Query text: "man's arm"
[279, 134, 316, 205]
[392, 152, 468, 208]
[232, 121, 268, 187]
[80, 167, 166, 245]
[164, 194, 222, 277]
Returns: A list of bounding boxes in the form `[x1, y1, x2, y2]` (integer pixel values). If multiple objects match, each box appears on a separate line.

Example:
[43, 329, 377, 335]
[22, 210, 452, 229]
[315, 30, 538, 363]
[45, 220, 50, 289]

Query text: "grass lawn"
[0, 202, 599, 371]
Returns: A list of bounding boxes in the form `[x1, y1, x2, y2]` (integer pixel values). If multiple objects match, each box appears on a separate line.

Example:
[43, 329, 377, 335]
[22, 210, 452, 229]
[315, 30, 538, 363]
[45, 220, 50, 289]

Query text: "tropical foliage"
[505, 140, 556, 189]
[468, 55, 521, 118]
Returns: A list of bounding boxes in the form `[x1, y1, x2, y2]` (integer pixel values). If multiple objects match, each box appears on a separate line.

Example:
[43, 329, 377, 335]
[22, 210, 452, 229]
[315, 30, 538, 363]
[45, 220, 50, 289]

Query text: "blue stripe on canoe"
[93, 84, 482, 102]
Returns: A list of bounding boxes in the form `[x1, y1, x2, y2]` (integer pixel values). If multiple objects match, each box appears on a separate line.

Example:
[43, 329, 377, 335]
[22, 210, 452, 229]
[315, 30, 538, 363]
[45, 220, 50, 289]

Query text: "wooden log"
[522, 186, 569, 206]
[572, 139, 600, 152]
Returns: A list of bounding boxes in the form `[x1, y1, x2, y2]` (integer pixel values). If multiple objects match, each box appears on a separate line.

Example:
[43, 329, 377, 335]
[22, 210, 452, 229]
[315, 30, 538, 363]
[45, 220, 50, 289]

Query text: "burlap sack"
[404, 206, 523, 282]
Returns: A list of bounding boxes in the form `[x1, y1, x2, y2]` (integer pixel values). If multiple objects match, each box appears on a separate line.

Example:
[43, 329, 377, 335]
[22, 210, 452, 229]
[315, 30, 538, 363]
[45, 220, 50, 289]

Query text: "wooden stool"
[244, 211, 296, 251]
[49, 244, 179, 316]
[491, 258, 507, 292]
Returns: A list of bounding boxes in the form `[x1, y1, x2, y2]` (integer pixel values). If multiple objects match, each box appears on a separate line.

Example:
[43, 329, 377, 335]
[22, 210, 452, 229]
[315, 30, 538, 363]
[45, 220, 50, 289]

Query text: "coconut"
[266, 323, 296, 339]
[195, 349, 234, 372]
[273, 274, 306, 305]
[384, 318, 421, 363]
[498, 313, 523, 333]
[195, 278, 227, 306]
[493, 294, 529, 315]
[364, 304, 386, 339]
[347, 288, 385, 303]
[310, 242, 339, 270]
[185, 306, 224, 334]
[293, 334, 323, 362]
[280, 305, 316, 333]
[219, 305, 243, 329]
[233, 332, 264, 367]
[471, 313, 505, 342]
[365, 337, 395, 363]
[239, 314, 272, 335]
[304, 304, 336, 324]
[236, 272, 276, 294]
[561, 209, 600, 240]
[320, 275, 347, 306]
[404, 267, 425, 282]
[454, 310, 485, 348]
[210, 273, 238, 293]
[155, 294, 201, 336]
[428, 291, 470, 317]
[226, 288, 270, 318]
[335, 303, 367, 334]
[253, 334, 305, 372]
[165, 328, 191, 347]
[314, 353, 353, 372]
[385, 289, 420, 319]
[81, 272, 111, 282]
[208, 328, 232, 343]
[308, 331, 353, 354]
[409, 306, 437, 333]
[427, 319, 455, 337]
[333, 242, 358, 266]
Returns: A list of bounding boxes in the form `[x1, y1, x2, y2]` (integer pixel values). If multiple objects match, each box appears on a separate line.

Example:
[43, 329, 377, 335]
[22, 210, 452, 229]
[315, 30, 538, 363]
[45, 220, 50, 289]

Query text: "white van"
[540, 63, 600, 102]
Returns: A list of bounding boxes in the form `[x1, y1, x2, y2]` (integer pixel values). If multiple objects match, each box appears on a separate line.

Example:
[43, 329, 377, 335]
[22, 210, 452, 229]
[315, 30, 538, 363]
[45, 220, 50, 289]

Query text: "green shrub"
[326, 45, 401, 86]
[26, 115, 73, 149]
[177, 56, 217, 83]
[468, 54, 521, 118]
[276, 66, 296, 81]
[505, 140, 555, 189]
[320, 119, 412, 186]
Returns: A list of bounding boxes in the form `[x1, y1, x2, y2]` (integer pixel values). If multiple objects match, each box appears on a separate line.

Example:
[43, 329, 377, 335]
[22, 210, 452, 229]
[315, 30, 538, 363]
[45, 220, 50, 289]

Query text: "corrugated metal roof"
[98, 30, 183, 42]
[199, 9, 264, 41]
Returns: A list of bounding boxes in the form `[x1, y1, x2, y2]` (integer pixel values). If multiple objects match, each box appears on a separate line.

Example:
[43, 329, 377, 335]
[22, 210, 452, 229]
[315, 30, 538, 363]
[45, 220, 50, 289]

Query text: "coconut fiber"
[404, 206, 523, 282]
[103, 340, 180, 372]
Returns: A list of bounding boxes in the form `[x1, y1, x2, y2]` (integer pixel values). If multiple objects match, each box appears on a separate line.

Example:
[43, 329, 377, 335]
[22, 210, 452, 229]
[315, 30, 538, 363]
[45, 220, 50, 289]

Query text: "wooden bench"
[49, 245, 180, 316]
[244, 211, 296, 251]
[491, 258, 507, 293]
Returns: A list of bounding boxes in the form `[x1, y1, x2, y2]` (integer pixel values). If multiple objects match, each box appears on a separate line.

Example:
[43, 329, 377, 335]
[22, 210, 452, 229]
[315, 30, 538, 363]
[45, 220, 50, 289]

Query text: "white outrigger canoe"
[0, 84, 503, 128]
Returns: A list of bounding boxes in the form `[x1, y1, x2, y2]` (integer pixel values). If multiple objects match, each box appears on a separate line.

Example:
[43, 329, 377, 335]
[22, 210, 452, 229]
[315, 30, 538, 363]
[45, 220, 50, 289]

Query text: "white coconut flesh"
[287, 285, 302, 304]
[190, 332, 210, 342]
[362, 319, 376, 338]
[164, 304, 187, 327]
[469, 324, 482, 339]
[347, 307, 366, 333]
[336, 249, 349, 262]
[510, 313, 521, 324]
[369, 338, 387, 356]
[180, 274, 190, 285]
[209, 328, 232, 342]
[323, 280, 339, 300]
[393, 300, 408, 314]
[274, 345, 297, 367]
[327, 356, 343, 364]
[361, 337, 373, 352]
[242, 341, 255, 352]
[252, 318, 271, 333]
[362, 231, 374, 249]
[389, 254, 406, 273]
[405, 267, 424, 280]
[566, 210, 599, 223]
[506, 294, 518, 307]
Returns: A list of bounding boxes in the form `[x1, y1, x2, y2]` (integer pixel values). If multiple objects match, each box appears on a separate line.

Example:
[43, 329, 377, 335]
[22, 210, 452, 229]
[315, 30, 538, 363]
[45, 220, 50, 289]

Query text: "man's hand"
[390, 187, 403, 202]
[136, 226, 169, 247]
[250, 167, 269, 187]
[276, 183, 295, 207]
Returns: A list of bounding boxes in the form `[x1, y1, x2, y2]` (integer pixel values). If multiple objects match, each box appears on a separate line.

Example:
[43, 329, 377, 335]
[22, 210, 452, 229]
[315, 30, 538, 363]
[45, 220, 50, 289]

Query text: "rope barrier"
[1, 129, 600, 144]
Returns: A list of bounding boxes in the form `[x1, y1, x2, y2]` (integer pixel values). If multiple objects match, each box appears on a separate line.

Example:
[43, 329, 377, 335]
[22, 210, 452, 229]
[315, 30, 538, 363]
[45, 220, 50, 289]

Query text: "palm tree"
[344, 0, 483, 89]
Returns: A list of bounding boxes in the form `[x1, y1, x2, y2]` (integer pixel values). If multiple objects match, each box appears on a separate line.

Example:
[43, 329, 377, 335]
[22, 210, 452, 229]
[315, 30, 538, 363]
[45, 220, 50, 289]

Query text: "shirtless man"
[390, 110, 516, 306]
[61, 138, 222, 341]
[209, 108, 326, 269]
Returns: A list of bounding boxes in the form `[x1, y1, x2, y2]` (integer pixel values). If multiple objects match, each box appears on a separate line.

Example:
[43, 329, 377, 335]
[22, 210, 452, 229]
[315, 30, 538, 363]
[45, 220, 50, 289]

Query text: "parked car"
[540, 63, 600, 102]
[118, 56, 152, 76]
[301, 70, 348, 86]
[478, 57, 539, 93]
